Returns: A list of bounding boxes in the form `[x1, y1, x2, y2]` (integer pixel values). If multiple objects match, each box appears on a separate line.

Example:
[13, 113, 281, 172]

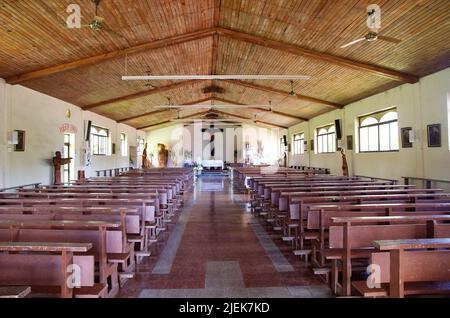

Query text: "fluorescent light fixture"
[155, 104, 270, 109]
[122, 75, 310, 81]
[171, 119, 245, 123]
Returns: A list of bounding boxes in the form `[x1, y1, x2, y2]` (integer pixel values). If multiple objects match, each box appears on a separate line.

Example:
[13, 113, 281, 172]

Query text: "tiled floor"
[119, 176, 331, 298]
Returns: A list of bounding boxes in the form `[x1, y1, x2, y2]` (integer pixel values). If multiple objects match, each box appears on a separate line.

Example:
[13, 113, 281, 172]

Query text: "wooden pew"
[0, 242, 93, 298]
[0, 220, 122, 297]
[0, 286, 31, 298]
[329, 215, 450, 296]
[353, 238, 450, 297]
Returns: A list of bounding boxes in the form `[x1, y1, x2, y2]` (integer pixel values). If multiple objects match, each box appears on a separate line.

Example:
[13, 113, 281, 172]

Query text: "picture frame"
[427, 124, 441, 148]
[310, 140, 314, 151]
[14, 130, 25, 152]
[346, 135, 353, 151]
[401, 127, 413, 148]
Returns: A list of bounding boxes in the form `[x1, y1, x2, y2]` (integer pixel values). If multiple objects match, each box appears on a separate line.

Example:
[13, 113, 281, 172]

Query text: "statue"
[142, 143, 150, 169]
[52, 151, 72, 185]
[340, 148, 349, 177]
[157, 144, 169, 167]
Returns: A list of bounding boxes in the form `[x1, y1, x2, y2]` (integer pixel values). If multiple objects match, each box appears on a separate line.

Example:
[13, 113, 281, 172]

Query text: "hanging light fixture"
[122, 74, 310, 81]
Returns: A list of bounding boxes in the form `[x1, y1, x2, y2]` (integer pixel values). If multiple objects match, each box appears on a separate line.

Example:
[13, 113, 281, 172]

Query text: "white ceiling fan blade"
[340, 37, 366, 49]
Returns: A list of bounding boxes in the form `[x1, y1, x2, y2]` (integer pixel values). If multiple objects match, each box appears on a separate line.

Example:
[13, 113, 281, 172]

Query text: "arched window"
[317, 124, 336, 154]
[91, 125, 109, 155]
[292, 133, 305, 155]
[359, 108, 399, 152]
[120, 133, 128, 157]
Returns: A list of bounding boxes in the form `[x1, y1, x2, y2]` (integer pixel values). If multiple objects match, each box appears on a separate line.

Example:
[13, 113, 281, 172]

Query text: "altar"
[202, 160, 224, 170]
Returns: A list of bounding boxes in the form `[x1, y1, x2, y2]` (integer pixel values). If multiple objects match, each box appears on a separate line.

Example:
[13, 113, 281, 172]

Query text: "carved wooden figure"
[340, 148, 349, 177]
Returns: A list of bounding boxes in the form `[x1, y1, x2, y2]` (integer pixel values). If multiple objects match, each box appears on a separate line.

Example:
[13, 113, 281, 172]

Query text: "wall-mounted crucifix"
[202, 124, 224, 159]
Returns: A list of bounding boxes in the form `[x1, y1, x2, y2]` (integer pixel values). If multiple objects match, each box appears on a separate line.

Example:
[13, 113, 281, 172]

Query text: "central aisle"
[120, 176, 331, 298]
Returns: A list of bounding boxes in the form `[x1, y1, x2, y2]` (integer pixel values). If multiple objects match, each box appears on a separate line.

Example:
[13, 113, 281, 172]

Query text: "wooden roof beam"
[224, 80, 342, 109]
[82, 80, 204, 111]
[118, 97, 213, 123]
[255, 120, 288, 129]
[216, 27, 419, 84]
[213, 97, 308, 121]
[137, 110, 210, 130]
[117, 109, 172, 123]
[211, 109, 287, 129]
[6, 28, 217, 85]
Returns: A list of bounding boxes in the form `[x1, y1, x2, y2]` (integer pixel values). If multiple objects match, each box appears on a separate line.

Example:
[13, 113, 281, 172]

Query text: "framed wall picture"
[401, 127, 413, 148]
[427, 124, 441, 148]
[310, 139, 314, 151]
[346, 135, 353, 150]
[14, 130, 25, 152]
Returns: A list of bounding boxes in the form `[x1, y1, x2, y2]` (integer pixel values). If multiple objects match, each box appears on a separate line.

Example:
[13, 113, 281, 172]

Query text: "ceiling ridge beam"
[224, 79, 342, 108]
[118, 97, 212, 123]
[117, 109, 172, 123]
[255, 120, 288, 129]
[137, 110, 210, 130]
[6, 28, 217, 85]
[212, 97, 308, 121]
[216, 27, 419, 84]
[82, 80, 203, 111]
[212, 109, 288, 129]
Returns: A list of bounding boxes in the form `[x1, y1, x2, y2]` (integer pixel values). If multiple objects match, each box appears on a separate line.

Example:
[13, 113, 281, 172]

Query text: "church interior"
[0, 0, 450, 300]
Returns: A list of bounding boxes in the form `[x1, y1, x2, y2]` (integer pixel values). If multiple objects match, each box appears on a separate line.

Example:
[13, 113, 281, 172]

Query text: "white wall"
[0, 80, 142, 188]
[147, 122, 285, 167]
[288, 67, 450, 182]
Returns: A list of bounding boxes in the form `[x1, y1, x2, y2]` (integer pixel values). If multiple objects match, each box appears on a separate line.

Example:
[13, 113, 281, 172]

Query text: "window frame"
[317, 125, 336, 154]
[90, 125, 109, 156]
[120, 133, 128, 157]
[292, 133, 305, 155]
[358, 109, 399, 153]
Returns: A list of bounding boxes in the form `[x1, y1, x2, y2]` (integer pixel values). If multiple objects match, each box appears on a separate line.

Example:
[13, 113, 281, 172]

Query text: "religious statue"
[340, 148, 349, 177]
[142, 143, 151, 169]
[157, 144, 169, 167]
[52, 151, 71, 185]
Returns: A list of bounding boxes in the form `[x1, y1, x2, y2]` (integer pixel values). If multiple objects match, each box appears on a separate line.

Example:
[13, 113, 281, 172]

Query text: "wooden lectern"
[52, 151, 72, 185]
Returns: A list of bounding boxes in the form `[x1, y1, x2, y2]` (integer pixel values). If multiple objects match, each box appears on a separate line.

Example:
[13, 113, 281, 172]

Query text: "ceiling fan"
[77, 0, 124, 38]
[340, 4, 402, 49]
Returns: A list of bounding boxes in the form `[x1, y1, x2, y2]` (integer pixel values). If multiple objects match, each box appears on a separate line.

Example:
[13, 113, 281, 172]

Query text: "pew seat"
[353, 238, 450, 297]
[0, 286, 31, 298]
[352, 281, 450, 298]
[0, 242, 93, 298]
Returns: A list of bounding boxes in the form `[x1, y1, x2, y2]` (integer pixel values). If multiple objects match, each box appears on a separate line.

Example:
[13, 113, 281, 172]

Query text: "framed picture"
[310, 140, 314, 151]
[401, 127, 413, 148]
[14, 130, 25, 152]
[346, 135, 353, 151]
[427, 124, 441, 148]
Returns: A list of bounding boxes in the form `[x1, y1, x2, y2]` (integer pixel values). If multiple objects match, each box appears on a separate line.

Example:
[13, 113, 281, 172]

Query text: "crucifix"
[202, 124, 224, 159]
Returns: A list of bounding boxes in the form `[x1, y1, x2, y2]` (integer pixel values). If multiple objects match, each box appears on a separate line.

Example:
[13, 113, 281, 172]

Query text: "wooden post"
[60, 250, 73, 298]
[389, 249, 404, 298]
[342, 222, 352, 296]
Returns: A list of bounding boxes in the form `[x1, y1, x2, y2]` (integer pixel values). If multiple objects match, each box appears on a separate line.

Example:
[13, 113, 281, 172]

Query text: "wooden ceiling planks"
[0, 0, 449, 129]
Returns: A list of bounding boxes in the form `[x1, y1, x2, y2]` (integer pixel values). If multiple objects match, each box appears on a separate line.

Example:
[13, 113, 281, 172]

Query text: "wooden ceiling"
[1, 0, 449, 130]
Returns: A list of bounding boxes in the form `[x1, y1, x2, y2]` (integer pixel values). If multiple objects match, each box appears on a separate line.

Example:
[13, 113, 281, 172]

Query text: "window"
[280, 137, 285, 156]
[359, 109, 399, 152]
[292, 133, 305, 155]
[317, 125, 336, 153]
[137, 138, 145, 155]
[120, 133, 127, 157]
[447, 93, 450, 150]
[91, 126, 109, 155]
